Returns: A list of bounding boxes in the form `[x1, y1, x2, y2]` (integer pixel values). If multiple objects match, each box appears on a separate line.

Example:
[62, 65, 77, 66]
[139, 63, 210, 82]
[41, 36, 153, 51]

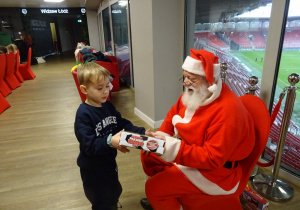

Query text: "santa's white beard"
[181, 84, 211, 110]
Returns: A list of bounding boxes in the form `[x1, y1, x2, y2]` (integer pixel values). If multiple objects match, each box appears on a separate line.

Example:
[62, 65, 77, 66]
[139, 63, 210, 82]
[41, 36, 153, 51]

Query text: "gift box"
[240, 185, 269, 210]
[119, 131, 165, 155]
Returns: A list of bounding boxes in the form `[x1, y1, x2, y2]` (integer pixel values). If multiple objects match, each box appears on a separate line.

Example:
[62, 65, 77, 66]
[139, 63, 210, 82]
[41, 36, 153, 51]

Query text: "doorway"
[50, 22, 59, 54]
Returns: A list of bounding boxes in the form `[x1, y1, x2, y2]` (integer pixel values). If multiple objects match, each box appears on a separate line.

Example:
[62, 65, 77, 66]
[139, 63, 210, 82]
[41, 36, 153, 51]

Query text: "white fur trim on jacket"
[201, 77, 222, 105]
[175, 164, 239, 195]
[159, 136, 181, 163]
[172, 107, 196, 135]
[172, 77, 222, 130]
[182, 56, 220, 77]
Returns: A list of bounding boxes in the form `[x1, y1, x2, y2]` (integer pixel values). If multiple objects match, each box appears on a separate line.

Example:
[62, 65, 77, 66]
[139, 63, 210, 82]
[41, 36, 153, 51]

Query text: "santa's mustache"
[182, 82, 213, 109]
[184, 86, 199, 94]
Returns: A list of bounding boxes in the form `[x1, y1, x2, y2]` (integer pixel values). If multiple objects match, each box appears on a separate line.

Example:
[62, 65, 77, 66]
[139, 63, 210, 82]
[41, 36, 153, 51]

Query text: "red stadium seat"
[19, 47, 36, 80]
[107, 55, 116, 62]
[4, 51, 21, 90]
[72, 68, 87, 102]
[0, 54, 12, 97]
[0, 92, 10, 114]
[14, 50, 24, 83]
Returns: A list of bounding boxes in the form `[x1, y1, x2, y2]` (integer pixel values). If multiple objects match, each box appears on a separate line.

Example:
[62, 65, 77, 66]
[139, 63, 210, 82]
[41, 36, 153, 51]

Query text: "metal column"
[252, 73, 299, 202]
[247, 76, 260, 177]
[220, 63, 227, 83]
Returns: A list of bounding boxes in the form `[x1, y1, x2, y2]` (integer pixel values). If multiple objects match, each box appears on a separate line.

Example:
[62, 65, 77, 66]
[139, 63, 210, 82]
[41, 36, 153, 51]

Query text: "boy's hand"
[118, 145, 130, 153]
[111, 130, 122, 148]
[111, 130, 130, 153]
[145, 129, 155, 137]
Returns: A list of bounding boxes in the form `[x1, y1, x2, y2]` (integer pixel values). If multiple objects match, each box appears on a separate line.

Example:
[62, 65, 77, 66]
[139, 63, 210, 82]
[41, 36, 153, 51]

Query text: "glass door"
[187, 0, 299, 178]
[111, 0, 131, 86]
[102, 7, 112, 53]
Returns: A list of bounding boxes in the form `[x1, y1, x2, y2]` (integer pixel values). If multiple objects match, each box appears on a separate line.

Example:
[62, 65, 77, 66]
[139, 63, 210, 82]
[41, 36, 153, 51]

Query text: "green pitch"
[231, 50, 299, 88]
[230, 50, 300, 118]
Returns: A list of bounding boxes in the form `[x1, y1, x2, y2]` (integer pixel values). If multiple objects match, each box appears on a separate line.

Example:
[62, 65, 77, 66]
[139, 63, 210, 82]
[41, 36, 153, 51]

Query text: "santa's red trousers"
[141, 152, 210, 210]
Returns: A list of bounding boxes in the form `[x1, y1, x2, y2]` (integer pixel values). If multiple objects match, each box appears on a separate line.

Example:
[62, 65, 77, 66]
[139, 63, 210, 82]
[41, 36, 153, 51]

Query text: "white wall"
[130, 0, 185, 128]
[130, 0, 155, 123]
[86, 10, 101, 50]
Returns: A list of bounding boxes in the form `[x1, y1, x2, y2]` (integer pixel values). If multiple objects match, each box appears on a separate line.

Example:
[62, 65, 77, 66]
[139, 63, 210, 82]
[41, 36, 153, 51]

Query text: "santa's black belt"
[223, 161, 238, 169]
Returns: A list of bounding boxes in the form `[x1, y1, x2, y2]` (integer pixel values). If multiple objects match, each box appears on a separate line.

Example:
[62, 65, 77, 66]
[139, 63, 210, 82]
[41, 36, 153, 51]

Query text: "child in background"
[74, 62, 153, 210]
[6, 44, 18, 54]
[0, 46, 7, 54]
[6, 44, 20, 66]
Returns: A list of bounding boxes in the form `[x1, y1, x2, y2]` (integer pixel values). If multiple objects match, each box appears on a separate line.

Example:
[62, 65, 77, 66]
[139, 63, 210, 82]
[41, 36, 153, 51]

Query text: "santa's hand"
[153, 133, 166, 141]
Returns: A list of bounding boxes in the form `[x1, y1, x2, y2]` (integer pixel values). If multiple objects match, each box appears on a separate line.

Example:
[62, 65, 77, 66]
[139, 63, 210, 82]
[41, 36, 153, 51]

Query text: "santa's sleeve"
[159, 136, 181, 162]
[159, 122, 231, 167]
[160, 119, 255, 170]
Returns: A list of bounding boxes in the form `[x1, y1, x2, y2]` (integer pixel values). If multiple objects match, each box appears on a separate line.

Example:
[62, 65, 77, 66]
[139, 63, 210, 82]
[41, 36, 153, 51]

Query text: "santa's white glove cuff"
[156, 131, 170, 137]
[159, 136, 181, 162]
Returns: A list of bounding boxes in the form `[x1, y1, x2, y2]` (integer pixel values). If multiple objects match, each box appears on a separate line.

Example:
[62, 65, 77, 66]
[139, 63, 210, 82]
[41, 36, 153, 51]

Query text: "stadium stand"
[283, 30, 300, 48]
[250, 32, 267, 48]
[194, 33, 227, 48]
[226, 32, 252, 49]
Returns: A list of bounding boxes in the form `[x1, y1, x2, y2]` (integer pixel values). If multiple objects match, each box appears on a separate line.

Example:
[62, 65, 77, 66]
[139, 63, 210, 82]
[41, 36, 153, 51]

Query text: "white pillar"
[130, 0, 185, 128]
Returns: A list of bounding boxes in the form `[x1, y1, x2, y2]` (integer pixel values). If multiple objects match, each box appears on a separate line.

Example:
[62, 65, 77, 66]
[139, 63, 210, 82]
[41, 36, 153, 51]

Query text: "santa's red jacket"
[152, 82, 255, 195]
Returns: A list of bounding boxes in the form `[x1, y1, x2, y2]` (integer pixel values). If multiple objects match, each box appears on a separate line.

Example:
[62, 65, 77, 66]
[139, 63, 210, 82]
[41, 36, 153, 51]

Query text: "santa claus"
[140, 49, 255, 210]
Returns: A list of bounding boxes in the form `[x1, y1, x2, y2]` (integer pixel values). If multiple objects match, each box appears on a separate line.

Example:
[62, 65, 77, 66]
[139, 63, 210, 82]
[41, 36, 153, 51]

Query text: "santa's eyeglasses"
[179, 76, 200, 86]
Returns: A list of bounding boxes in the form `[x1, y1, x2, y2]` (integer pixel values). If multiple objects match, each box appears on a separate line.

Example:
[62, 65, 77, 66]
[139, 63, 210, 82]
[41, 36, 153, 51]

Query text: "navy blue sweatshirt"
[74, 101, 146, 170]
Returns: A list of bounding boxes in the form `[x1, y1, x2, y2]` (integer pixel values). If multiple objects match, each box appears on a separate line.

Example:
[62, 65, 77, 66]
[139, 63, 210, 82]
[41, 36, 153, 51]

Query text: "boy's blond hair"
[77, 62, 110, 85]
[6, 44, 18, 54]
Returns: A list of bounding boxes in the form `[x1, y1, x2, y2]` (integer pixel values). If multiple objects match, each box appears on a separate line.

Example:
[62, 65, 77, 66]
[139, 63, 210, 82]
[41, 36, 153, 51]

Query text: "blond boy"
[74, 62, 151, 210]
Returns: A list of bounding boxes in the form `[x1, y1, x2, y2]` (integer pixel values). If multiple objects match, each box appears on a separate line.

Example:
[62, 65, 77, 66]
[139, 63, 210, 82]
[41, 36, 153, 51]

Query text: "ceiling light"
[44, 0, 65, 3]
[118, 1, 127, 6]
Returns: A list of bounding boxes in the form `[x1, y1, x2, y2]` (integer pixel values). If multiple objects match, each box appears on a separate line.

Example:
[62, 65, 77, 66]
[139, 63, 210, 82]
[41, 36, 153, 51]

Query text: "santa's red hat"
[182, 49, 220, 93]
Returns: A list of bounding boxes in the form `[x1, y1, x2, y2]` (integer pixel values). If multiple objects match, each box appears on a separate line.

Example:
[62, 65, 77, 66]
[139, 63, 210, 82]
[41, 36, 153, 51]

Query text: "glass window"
[191, 0, 272, 97]
[111, 1, 132, 86]
[265, 0, 300, 177]
[102, 7, 112, 53]
[189, 0, 300, 177]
